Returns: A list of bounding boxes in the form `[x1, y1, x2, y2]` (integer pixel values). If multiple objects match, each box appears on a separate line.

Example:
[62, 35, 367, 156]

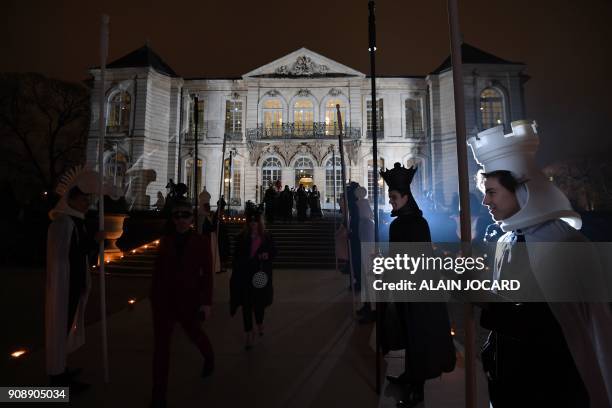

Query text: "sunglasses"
[172, 211, 193, 219]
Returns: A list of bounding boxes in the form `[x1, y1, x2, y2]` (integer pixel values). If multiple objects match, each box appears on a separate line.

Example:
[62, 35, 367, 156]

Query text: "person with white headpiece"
[46, 166, 104, 391]
[469, 120, 612, 407]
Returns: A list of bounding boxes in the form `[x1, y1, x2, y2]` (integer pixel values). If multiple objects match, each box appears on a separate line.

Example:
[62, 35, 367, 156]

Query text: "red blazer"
[152, 231, 213, 309]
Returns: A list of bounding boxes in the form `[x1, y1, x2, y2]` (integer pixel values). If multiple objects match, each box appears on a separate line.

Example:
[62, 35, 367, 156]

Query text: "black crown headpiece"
[380, 163, 417, 193]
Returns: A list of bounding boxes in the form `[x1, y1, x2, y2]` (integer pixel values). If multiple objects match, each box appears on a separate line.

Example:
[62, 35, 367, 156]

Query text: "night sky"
[3, 0, 611, 164]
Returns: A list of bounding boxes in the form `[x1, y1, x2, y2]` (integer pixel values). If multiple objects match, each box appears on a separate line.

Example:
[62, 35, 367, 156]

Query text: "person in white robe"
[46, 167, 102, 390]
[469, 120, 612, 407]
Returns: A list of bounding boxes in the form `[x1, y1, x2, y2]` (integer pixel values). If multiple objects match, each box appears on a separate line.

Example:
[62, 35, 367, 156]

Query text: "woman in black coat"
[230, 211, 277, 350]
[380, 163, 456, 408]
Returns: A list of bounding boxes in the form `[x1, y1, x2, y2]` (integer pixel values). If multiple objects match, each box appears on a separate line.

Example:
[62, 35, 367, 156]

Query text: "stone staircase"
[103, 243, 159, 276]
[103, 218, 339, 276]
[225, 218, 338, 269]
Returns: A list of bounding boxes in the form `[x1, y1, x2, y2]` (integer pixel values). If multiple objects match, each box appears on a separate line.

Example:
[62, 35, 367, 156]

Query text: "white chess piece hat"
[468, 120, 581, 231]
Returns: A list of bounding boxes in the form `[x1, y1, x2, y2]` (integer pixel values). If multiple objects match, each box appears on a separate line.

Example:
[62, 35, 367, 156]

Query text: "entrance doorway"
[294, 157, 314, 189]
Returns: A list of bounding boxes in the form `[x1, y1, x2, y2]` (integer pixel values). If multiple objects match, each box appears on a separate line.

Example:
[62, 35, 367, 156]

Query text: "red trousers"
[152, 303, 214, 400]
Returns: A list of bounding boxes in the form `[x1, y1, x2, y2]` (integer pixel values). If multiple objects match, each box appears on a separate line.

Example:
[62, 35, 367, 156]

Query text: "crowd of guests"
[263, 181, 322, 223]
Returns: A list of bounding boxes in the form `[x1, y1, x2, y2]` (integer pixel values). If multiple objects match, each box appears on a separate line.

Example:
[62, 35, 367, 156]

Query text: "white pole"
[97, 14, 110, 383]
[446, 0, 476, 406]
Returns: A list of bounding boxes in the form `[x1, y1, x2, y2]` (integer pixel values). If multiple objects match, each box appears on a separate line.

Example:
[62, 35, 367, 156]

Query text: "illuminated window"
[405, 99, 424, 138]
[480, 88, 504, 130]
[368, 159, 385, 205]
[188, 99, 205, 139]
[262, 157, 282, 189]
[325, 157, 342, 204]
[225, 100, 242, 139]
[263, 99, 283, 137]
[104, 151, 129, 187]
[366, 99, 384, 138]
[107, 91, 131, 133]
[324, 99, 346, 135]
[293, 100, 314, 136]
[185, 158, 203, 199]
[224, 158, 241, 205]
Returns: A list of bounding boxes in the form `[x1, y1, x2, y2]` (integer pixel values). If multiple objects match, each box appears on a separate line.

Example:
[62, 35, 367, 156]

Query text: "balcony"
[247, 122, 361, 141]
[185, 121, 209, 141]
[224, 130, 243, 141]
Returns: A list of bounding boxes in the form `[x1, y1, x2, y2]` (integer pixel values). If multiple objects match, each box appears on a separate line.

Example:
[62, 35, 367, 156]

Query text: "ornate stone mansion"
[85, 44, 527, 210]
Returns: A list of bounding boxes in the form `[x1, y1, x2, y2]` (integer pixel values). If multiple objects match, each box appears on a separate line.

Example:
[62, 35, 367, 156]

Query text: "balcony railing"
[247, 122, 361, 141]
[185, 121, 208, 141]
[224, 130, 243, 141]
[366, 129, 385, 139]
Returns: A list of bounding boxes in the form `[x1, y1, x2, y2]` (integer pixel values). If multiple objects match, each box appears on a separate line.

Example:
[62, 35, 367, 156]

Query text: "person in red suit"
[150, 200, 214, 408]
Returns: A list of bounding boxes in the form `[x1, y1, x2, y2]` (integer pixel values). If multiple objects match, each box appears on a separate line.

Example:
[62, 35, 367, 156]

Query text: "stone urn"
[104, 214, 128, 253]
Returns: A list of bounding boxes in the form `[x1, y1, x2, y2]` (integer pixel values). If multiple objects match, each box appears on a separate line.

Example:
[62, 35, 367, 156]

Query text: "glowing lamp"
[11, 349, 27, 358]
[128, 299, 136, 305]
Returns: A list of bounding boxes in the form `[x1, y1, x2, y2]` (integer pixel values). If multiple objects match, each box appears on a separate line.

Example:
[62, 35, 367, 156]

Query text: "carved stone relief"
[274, 56, 330, 76]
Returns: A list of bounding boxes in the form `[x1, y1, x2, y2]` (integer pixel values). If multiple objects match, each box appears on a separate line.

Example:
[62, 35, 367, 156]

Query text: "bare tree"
[0, 73, 90, 193]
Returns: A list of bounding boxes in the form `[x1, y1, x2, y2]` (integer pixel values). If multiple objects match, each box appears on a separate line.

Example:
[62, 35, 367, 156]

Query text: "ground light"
[10, 349, 27, 359]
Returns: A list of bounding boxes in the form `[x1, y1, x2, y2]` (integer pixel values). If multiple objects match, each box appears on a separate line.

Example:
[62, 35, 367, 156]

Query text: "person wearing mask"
[150, 200, 214, 408]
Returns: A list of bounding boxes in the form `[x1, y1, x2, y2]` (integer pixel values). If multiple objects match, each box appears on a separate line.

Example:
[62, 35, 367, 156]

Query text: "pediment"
[243, 48, 364, 79]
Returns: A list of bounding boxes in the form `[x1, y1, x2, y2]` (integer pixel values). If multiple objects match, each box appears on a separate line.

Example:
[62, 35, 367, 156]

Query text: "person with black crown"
[379, 163, 456, 408]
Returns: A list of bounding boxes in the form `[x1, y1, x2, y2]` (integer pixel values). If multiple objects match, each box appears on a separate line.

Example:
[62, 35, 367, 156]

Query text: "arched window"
[405, 99, 424, 138]
[263, 99, 283, 137]
[324, 99, 346, 135]
[368, 159, 385, 205]
[262, 157, 282, 190]
[224, 157, 241, 206]
[104, 151, 129, 187]
[185, 158, 203, 199]
[480, 88, 505, 130]
[325, 157, 342, 204]
[294, 157, 314, 188]
[293, 100, 314, 136]
[107, 91, 131, 133]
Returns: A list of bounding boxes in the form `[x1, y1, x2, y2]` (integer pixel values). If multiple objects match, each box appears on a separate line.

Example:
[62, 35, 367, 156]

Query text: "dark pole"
[177, 87, 184, 183]
[368, 0, 381, 395]
[194, 95, 199, 228]
[227, 150, 233, 215]
[368, 0, 379, 241]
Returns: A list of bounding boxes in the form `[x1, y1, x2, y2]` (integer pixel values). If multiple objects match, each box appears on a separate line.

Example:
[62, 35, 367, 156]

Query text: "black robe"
[230, 231, 277, 316]
[382, 204, 456, 380]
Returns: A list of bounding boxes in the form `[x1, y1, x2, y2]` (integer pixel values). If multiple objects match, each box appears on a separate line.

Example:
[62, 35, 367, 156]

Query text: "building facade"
[86, 45, 527, 211]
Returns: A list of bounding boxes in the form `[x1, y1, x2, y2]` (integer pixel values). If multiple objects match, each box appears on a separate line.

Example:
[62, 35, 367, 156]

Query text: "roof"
[103, 45, 178, 77]
[431, 43, 524, 74]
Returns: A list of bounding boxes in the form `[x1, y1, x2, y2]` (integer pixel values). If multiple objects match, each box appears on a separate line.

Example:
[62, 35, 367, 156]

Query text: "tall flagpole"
[336, 106, 356, 317]
[446, 0, 476, 406]
[97, 14, 110, 383]
[368, 0, 382, 395]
